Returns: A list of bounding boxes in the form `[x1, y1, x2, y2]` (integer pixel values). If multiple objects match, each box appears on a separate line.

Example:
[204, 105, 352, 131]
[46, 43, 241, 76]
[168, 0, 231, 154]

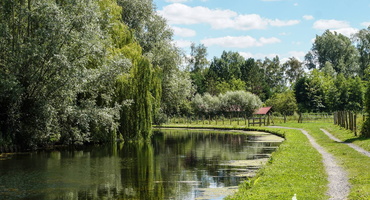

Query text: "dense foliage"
[192, 91, 262, 117]
[0, 0, 186, 148]
[1, 0, 370, 148]
[265, 91, 298, 122]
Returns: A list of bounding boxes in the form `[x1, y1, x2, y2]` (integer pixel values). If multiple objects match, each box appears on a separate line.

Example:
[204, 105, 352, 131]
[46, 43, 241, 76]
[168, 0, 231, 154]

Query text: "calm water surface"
[0, 129, 283, 200]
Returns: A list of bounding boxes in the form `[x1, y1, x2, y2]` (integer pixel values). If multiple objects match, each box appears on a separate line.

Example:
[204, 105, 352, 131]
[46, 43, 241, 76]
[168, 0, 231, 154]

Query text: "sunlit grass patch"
[227, 127, 327, 200]
[294, 123, 370, 200]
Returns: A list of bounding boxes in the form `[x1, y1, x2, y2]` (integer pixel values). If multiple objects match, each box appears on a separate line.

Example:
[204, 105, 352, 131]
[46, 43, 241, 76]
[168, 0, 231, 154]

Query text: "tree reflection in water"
[0, 129, 282, 199]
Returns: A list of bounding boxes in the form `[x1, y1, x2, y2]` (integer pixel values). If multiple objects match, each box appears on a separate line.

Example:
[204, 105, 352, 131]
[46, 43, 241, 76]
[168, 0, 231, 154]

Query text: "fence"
[333, 111, 366, 136]
[168, 115, 251, 126]
[166, 112, 334, 127]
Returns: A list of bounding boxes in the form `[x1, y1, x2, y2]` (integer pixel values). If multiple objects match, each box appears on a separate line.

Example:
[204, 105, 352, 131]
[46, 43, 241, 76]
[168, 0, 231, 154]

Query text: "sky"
[153, 0, 370, 62]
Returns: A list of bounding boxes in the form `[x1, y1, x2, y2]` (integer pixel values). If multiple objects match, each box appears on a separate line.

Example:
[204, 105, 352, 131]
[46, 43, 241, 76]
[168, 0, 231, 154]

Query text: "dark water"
[0, 129, 282, 200]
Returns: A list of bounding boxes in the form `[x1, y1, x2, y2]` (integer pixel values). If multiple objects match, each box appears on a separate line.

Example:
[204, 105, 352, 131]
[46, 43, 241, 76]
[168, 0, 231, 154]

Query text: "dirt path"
[268, 126, 350, 200]
[321, 128, 370, 158]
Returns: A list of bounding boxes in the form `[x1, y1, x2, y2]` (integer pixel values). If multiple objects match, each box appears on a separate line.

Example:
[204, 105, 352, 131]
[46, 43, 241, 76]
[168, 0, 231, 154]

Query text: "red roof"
[254, 107, 272, 115]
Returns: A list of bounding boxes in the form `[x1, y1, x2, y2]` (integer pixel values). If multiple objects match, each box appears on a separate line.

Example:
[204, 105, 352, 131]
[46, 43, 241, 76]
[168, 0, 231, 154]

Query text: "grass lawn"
[158, 121, 370, 199]
[226, 126, 327, 200]
[281, 122, 370, 199]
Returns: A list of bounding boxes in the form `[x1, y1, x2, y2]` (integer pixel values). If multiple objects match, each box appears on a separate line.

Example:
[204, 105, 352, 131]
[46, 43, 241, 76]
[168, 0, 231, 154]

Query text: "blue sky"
[153, 0, 370, 62]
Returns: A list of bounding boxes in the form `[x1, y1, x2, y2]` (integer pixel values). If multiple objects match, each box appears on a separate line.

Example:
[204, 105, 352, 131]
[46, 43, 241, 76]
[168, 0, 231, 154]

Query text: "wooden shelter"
[249, 107, 274, 126]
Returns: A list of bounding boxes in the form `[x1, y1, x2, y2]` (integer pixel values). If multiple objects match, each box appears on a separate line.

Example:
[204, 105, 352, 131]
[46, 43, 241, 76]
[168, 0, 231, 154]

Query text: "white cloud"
[303, 15, 314, 20]
[158, 3, 237, 29]
[331, 28, 358, 37]
[165, 0, 189, 2]
[313, 19, 350, 30]
[294, 3, 299, 6]
[171, 26, 196, 37]
[279, 32, 290, 36]
[268, 19, 300, 27]
[287, 51, 305, 61]
[158, 3, 300, 30]
[361, 22, 370, 27]
[313, 19, 358, 37]
[311, 37, 316, 44]
[201, 36, 281, 48]
[233, 14, 269, 30]
[239, 51, 305, 63]
[173, 39, 192, 48]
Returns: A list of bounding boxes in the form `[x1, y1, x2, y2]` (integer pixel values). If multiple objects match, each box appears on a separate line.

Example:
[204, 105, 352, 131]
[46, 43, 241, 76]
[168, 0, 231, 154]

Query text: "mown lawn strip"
[225, 127, 328, 199]
[281, 123, 370, 200]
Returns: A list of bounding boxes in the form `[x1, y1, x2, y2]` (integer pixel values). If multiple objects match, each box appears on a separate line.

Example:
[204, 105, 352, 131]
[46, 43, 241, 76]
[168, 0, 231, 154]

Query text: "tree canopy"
[1, 0, 370, 147]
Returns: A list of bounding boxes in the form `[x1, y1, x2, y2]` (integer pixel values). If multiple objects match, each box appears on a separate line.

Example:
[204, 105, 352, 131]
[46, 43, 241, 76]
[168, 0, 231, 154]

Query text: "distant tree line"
[1, 0, 370, 149]
[186, 29, 370, 135]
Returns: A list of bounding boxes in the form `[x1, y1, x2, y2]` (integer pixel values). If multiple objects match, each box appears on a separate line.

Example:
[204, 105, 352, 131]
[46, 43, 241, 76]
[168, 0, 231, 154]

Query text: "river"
[0, 129, 283, 200]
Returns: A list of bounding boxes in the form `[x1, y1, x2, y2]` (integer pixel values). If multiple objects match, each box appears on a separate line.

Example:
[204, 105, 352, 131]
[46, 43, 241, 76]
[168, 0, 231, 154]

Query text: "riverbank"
[282, 123, 370, 199]
[157, 122, 370, 199]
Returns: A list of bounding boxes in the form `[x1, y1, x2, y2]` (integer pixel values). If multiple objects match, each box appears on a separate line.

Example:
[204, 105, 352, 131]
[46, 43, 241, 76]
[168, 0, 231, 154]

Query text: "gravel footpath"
[321, 128, 370, 158]
[268, 126, 350, 200]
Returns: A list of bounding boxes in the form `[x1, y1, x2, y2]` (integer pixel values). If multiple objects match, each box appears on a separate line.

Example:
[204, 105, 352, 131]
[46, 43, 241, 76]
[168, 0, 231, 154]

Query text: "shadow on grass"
[343, 136, 370, 143]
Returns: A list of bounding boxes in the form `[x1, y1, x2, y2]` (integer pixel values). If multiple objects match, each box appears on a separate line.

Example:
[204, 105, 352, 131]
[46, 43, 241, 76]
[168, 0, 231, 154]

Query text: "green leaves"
[306, 30, 359, 77]
[294, 70, 365, 113]
[0, 0, 126, 147]
[192, 91, 262, 117]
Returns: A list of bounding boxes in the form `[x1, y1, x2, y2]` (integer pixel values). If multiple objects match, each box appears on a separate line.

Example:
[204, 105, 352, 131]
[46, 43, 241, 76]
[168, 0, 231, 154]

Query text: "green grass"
[281, 122, 370, 199]
[156, 121, 370, 199]
[227, 127, 327, 200]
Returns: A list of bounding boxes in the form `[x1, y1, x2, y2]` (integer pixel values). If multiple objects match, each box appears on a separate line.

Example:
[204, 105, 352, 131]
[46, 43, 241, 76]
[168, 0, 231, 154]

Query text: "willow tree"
[99, 0, 155, 140]
[118, 0, 188, 121]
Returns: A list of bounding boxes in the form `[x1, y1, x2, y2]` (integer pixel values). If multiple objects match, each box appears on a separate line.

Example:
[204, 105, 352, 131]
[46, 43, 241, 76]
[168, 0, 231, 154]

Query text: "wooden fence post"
[354, 113, 357, 136]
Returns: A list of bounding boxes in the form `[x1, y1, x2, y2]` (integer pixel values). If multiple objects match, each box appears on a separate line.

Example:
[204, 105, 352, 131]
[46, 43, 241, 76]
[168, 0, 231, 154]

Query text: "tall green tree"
[241, 58, 269, 101]
[353, 27, 370, 80]
[347, 76, 365, 112]
[100, 0, 156, 140]
[283, 57, 305, 86]
[118, 0, 186, 120]
[265, 91, 298, 123]
[208, 51, 244, 82]
[261, 56, 285, 95]
[206, 51, 245, 95]
[305, 30, 359, 77]
[362, 84, 370, 137]
[0, 0, 121, 147]
[294, 70, 325, 113]
[188, 43, 209, 94]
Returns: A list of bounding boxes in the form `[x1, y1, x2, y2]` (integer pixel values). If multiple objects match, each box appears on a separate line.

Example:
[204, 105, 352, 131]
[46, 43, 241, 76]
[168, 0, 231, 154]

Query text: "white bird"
[292, 194, 297, 200]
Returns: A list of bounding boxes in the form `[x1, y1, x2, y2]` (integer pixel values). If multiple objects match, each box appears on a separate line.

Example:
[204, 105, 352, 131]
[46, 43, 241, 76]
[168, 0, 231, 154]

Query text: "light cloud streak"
[313, 19, 358, 37]
[303, 15, 314, 20]
[172, 26, 196, 37]
[201, 36, 281, 48]
[159, 3, 300, 30]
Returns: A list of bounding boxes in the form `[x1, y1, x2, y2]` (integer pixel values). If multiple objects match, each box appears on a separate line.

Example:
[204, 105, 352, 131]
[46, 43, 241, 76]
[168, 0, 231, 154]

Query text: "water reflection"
[0, 129, 282, 200]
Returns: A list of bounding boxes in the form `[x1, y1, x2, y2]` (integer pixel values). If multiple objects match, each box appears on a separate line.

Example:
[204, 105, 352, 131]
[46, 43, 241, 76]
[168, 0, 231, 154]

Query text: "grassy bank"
[227, 126, 327, 200]
[281, 123, 370, 199]
[156, 122, 370, 199]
